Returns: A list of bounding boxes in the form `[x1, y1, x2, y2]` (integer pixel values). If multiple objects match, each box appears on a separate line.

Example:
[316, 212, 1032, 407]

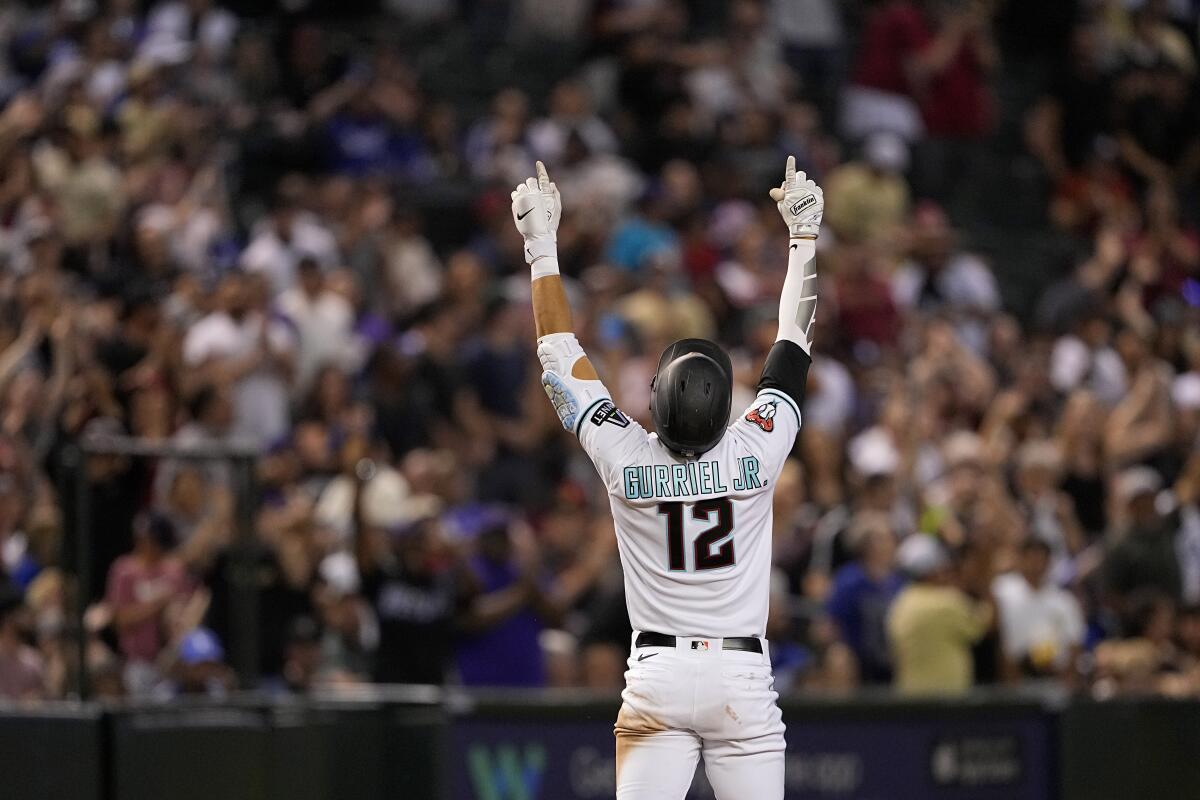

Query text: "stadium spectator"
[888, 534, 992, 695]
[892, 204, 1001, 351]
[239, 178, 339, 295]
[1025, 21, 1114, 182]
[181, 271, 297, 446]
[104, 513, 192, 695]
[454, 513, 554, 687]
[166, 626, 235, 698]
[823, 132, 911, 246]
[351, 459, 462, 684]
[1102, 468, 1183, 608]
[277, 257, 362, 396]
[773, 0, 844, 120]
[272, 615, 325, 695]
[1010, 440, 1085, 570]
[1177, 604, 1200, 666]
[0, 0, 1193, 705]
[992, 537, 1085, 682]
[0, 582, 43, 700]
[1093, 589, 1180, 695]
[528, 80, 618, 169]
[311, 553, 375, 685]
[845, 0, 995, 142]
[826, 512, 903, 683]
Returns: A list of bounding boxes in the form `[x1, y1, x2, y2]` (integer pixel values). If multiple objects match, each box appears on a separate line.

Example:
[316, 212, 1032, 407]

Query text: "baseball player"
[511, 156, 822, 800]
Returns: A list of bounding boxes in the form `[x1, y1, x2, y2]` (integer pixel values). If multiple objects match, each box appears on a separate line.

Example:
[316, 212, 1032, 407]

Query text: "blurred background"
[0, 0, 1199, 798]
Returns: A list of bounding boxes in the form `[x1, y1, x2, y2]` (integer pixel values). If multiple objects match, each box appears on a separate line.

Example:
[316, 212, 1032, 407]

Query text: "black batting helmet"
[650, 338, 733, 456]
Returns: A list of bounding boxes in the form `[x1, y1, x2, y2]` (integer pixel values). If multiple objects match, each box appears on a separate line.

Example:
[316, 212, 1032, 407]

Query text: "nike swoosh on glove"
[511, 160, 561, 242]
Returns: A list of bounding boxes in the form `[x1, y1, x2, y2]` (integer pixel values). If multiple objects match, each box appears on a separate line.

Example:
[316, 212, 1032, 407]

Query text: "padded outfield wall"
[1, 690, 1196, 800]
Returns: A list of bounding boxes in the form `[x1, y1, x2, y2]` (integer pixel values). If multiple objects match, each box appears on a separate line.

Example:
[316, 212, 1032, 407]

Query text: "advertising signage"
[450, 705, 1052, 800]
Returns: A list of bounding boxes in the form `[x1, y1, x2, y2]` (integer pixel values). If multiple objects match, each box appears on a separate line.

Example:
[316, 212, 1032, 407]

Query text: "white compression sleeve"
[776, 238, 817, 354]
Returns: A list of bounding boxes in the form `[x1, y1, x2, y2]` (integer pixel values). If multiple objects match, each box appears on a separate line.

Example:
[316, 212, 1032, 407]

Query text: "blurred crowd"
[0, 0, 1199, 703]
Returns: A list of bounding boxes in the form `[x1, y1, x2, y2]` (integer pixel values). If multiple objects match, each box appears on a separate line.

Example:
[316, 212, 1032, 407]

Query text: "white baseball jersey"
[537, 334, 808, 800]
[574, 385, 800, 638]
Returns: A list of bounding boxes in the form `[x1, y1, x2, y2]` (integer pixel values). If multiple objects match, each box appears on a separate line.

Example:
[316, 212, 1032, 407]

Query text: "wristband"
[531, 256, 560, 281]
[524, 238, 557, 264]
[525, 238, 560, 281]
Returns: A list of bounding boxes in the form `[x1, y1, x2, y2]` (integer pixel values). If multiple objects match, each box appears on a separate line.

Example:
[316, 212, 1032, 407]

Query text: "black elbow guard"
[758, 340, 812, 408]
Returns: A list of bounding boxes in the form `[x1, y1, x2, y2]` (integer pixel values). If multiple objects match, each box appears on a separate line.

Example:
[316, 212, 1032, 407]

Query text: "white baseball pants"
[615, 632, 786, 800]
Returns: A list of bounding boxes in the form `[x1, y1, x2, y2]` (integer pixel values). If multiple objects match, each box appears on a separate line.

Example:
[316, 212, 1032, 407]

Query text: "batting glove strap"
[525, 238, 560, 279]
[525, 238, 557, 261]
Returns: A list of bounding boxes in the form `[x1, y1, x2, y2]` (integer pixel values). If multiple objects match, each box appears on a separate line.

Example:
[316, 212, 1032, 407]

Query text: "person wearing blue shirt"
[455, 516, 557, 687]
[825, 513, 904, 683]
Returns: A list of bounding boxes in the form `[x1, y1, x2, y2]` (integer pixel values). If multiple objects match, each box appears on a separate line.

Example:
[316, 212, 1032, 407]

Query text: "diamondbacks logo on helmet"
[745, 400, 778, 433]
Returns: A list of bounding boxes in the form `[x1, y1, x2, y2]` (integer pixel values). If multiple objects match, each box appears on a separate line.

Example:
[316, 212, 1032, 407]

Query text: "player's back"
[577, 390, 801, 638]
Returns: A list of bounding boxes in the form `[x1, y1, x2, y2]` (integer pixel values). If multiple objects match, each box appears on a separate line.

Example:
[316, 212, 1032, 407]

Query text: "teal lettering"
[638, 466, 654, 499]
[623, 467, 639, 500]
[672, 464, 690, 498]
[711, 461, 728, 492]
[745, 456, 762, 489]
[654, 465, 671, 499]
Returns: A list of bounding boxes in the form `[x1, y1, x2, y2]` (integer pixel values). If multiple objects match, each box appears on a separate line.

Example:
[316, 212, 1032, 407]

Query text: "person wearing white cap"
[887, 534, 993, 695]
[311, 552, 377, 685]
[1102, 466, 1183, 605]
[823, 132, 912, 245]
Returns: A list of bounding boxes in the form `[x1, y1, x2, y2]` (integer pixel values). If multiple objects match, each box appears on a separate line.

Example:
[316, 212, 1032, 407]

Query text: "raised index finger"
[536, 160, 550, 190]
[785, 155, 796, 183]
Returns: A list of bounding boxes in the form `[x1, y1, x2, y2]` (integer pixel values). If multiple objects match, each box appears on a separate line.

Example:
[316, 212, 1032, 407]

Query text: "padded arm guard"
[537, 333, 610, 434]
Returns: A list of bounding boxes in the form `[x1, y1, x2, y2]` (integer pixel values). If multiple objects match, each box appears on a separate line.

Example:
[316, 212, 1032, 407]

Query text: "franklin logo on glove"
[790, 195, 816, 216]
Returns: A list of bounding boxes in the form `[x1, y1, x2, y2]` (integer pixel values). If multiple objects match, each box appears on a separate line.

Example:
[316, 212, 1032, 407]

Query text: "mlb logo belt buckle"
[691, 640, 711, 651]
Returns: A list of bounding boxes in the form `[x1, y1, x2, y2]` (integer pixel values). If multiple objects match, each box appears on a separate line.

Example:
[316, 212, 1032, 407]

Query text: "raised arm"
[511, 162, 605, 432]
[769, 155, 822, 354]
[753, 156, 822, 412]
[514, 162, 575, 336]
[725, 158, 823, 477]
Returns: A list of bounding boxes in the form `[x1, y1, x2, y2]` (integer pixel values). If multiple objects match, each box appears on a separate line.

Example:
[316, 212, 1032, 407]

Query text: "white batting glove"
[769, 156, 823, 239]
[511, 161, 562, 264]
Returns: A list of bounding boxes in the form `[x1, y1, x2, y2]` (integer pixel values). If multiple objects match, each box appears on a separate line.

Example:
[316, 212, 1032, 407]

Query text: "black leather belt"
[636, 631, 763, 654]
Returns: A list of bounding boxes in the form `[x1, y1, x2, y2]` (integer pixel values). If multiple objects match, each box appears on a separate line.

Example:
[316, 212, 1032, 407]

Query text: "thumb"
[769, 187, 785, 202]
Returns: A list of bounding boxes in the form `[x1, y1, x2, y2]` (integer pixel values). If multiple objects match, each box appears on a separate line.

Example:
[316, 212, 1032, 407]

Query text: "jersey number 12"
[657, 498, 734, 571]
